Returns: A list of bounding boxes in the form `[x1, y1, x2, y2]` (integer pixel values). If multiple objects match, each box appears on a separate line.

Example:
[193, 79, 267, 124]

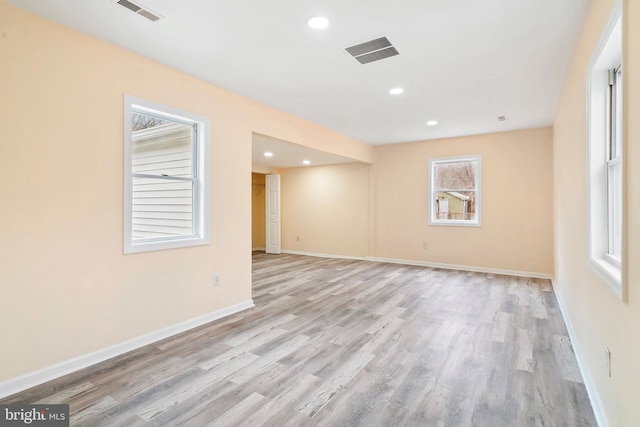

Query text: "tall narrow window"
[124, 95, 210, 253]
[429, 155, 482, 226]
[607, 65, 622, 262]
[586, 5, 623, 299]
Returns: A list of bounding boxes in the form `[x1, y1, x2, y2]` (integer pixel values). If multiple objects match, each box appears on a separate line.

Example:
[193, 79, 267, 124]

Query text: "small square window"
[429, 155, 482, 226]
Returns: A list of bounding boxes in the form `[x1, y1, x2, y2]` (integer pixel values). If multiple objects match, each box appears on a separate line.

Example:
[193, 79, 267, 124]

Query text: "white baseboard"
[0, 299, 254, 400]
[281, 250, 368, 261]
[281, 250, 552, 279]
[366, 256, 553, 279]
[552, 279, 608, 427]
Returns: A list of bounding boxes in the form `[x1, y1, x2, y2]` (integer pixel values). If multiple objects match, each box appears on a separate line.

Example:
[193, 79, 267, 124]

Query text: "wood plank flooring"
[2, 253, 597, 426]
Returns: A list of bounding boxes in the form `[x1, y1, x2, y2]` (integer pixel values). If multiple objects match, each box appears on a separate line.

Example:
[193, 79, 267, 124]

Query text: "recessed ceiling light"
[302, 160, 311, 165]
[307, 16, 329, 29]
[426, 120, 438, 126]
[264, 152, 273, 157]
[389, 87, 404, 95]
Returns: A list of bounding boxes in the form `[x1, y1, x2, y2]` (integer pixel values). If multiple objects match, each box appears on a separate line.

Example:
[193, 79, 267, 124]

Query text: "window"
[586, 4, 623, 299]
[607, 65, 623, 261]
[429, 155, 482, 226]
[124, 95, 210, 253]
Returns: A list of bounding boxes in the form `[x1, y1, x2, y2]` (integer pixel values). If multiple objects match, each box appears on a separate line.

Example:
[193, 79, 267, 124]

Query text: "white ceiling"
[8, 0, 590, 161]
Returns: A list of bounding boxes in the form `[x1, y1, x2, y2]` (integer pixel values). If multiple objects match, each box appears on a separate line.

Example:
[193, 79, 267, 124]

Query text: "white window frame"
[586, 1, 624, 300]
[607, 64, 622, 265]
[124, 95, 210, 254]
[429, 155, 482, 227]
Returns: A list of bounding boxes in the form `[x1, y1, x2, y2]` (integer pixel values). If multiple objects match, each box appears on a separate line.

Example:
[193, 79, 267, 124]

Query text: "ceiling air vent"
[345, 36, 399, 65]
[114, 0, 161, 22]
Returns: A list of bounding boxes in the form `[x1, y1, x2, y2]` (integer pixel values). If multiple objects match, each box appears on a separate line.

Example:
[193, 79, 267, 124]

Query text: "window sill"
[125, 236, 210, 254]
[588, 256, 622, 300]
[429, 220, 481, 227]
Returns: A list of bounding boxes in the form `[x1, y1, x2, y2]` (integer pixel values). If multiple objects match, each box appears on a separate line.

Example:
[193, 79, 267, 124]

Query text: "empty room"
[1, 0, 638, 426]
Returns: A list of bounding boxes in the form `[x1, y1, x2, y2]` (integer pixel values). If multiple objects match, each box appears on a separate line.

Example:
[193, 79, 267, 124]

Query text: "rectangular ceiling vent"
[114, 0, 162, 22]
[345, 37, 399, 65]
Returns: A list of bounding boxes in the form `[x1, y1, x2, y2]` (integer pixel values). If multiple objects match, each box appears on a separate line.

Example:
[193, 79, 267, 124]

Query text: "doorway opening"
[251, 173, 266, 252]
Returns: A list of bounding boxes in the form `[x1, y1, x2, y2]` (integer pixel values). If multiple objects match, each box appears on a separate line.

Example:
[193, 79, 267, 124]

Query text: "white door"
[265, 174, 281, 254]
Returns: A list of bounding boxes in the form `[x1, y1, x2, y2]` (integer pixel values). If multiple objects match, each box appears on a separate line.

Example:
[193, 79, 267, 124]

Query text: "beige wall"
[252, 173, 266, 249]
[0, 1, 372, 383]
[281, 163, 370, 257]
[553, 0, 640, 425]
[373, 128, 554, 274]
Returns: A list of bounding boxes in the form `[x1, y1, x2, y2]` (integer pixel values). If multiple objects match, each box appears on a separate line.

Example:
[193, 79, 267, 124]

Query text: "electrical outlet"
[605, 346, 611, 377]
[297, 235, 300, 242]
[423, 242, 428, 249]
[214, 274, 221, 286]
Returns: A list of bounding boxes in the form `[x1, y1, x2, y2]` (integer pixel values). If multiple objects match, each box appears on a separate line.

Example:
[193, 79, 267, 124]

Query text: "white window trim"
[428, 154, 482, 227]
[585, 1, 624, 300]
[124, 95, 211, 254]
[606, 65, 622, 260]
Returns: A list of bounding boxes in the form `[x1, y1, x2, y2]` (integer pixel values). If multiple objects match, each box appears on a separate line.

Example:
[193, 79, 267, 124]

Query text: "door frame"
[265, 174, 281, 254]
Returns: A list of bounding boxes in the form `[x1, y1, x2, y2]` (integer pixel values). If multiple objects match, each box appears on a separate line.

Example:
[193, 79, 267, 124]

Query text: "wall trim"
[367, 256, 553, 279]
[281, 250, 368, 261]
[0, 299, 255, 400]
[282, 250, 552, 279]
[252, 247, 266, 252]
[552, 279, 608, 427]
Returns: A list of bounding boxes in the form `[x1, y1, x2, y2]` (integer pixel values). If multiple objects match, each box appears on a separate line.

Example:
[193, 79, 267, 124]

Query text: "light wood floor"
[3, 253, 597, 426]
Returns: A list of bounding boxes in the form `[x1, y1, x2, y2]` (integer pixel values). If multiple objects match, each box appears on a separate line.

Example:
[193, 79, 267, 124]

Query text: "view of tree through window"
[434, 161, 476, 190]
[131, 113, 171, 131]
[431, 157, 480, 223]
